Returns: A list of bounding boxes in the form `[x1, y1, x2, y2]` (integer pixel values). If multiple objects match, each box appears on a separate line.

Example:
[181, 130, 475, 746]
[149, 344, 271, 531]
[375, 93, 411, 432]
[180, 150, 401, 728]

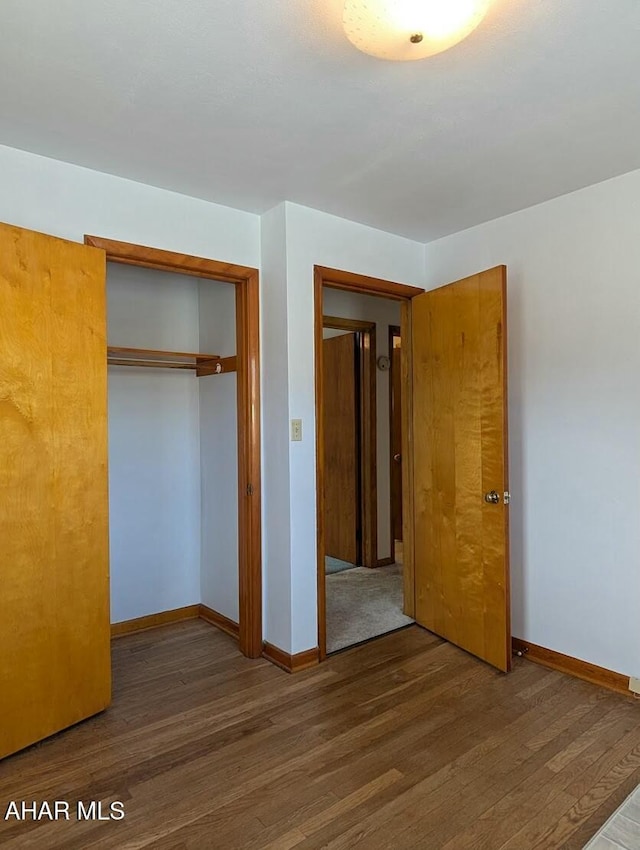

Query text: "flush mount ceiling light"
[343, 0, 492, 61]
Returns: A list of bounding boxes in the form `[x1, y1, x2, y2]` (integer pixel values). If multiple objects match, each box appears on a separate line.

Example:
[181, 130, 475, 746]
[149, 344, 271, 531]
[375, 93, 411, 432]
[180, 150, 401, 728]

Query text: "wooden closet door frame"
[314, 266, 424, 660]
[85, 236, 263, 659]
[323, 316, 377, 569]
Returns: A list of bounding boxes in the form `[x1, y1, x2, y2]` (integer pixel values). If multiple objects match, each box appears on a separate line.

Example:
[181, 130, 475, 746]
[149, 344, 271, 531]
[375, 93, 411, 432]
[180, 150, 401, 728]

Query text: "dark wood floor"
[1, 622, 639, 849]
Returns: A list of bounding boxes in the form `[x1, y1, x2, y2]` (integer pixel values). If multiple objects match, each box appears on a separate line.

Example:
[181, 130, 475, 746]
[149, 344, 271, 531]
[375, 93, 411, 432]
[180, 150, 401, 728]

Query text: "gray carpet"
[325, 556, 357, 575]
[326, 562, 414, 654]
[584, 784, 640, 848]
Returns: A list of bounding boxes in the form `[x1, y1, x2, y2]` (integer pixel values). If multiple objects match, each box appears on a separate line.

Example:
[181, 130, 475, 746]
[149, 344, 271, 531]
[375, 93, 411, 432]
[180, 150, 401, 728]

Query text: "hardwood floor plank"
[298, 769, 404, 836]
[562, 769, 640, 850]
[530, 746, 640, 849]
[0, 622, 638, 850]
[289, 689, 614, 849]
[436, 704, 630, 849]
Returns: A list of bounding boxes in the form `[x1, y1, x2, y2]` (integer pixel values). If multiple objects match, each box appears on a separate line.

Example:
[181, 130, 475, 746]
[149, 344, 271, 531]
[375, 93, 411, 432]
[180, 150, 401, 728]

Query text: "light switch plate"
[291, 419, 303, 442]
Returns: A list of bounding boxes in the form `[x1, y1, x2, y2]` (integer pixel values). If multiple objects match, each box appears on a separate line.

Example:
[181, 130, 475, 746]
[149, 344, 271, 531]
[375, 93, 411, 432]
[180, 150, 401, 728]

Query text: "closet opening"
[86, 236, 262, 659]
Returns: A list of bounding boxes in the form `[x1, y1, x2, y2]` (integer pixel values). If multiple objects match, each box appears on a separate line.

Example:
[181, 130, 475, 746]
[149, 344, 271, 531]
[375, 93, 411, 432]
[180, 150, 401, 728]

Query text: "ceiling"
[1, 1, 639, 241]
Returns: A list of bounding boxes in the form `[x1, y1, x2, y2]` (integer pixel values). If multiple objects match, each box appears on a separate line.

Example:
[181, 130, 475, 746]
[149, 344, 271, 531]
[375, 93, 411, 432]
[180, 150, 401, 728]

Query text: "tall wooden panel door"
[323, 332, 359, 565]
[411, 266, 510, 672]
[0, 222, 110, 759]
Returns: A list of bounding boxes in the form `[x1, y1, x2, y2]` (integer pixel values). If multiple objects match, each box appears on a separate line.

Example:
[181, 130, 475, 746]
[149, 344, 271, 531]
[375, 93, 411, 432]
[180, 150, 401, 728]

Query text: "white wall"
[0, 144, 259, 267]
[322, 289, 401, 562]
[284, 202, 425, 653]
[424, 168, 640, 678]
[199, 281, 239, 622]
[107, 266, 201, 622]
[260, 204, 293, 652]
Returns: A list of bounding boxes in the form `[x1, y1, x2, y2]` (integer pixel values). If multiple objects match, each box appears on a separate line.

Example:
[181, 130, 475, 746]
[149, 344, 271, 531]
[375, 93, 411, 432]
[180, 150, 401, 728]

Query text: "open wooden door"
[0, 222, 111, 759]
[411, 266, 510, 672]
[323, 332, 359, 565]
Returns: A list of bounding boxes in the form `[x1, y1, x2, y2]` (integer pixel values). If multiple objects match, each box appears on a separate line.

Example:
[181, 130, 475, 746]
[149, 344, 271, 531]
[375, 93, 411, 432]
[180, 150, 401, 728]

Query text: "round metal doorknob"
[484, 490, 500, 504]
[393, 453, 401, 463]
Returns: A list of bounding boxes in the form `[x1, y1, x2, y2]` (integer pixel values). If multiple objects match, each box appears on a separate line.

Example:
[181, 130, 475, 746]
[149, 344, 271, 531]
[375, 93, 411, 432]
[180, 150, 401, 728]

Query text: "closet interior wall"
[106, 264, 238, 627]
[198, 280, 239, 623]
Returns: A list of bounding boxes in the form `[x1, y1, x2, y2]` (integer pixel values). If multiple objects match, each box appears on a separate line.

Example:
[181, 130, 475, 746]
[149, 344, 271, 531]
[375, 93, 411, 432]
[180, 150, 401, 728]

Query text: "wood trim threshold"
[376, 557, 395, 568]
[111, 605, 200, 638]
[512, 638, 631, 697]
[199, 605, 240, 640]
[262, 643, 320, 674]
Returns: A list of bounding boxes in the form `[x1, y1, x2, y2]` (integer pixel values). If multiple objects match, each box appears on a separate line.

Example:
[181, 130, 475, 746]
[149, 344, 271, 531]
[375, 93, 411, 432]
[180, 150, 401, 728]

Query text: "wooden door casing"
[315, 267, 425, 658]
[85, 235, 263, 660]
[0, 222, 111, 759]
[411, 266, 510, 672]
[323, 332, 360, 565]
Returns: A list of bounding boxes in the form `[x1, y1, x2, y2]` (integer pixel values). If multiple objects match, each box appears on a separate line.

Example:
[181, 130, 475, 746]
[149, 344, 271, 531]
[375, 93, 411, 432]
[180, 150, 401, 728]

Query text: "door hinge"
[504, 491, 511, 505]
[246, 483, 254, 496]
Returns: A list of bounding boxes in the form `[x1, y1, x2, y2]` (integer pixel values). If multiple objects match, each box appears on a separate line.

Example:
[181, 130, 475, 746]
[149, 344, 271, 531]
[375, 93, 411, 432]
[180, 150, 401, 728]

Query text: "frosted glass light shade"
[343, 0, 492, 61]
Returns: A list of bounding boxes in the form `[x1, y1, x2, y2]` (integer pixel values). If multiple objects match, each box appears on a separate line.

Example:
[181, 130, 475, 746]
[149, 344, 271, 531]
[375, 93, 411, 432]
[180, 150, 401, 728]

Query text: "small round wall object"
[377, 355, 391, 372]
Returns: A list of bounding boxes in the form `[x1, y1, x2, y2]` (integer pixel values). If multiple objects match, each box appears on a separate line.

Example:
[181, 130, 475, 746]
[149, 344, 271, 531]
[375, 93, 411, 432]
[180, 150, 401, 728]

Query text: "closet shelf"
[107, 347, 237, 376]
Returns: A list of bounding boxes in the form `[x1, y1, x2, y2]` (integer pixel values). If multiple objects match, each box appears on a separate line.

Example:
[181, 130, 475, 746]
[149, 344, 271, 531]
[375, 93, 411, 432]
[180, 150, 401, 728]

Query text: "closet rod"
[108, 358, 196, 370]
[107, 346, 237, 375]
